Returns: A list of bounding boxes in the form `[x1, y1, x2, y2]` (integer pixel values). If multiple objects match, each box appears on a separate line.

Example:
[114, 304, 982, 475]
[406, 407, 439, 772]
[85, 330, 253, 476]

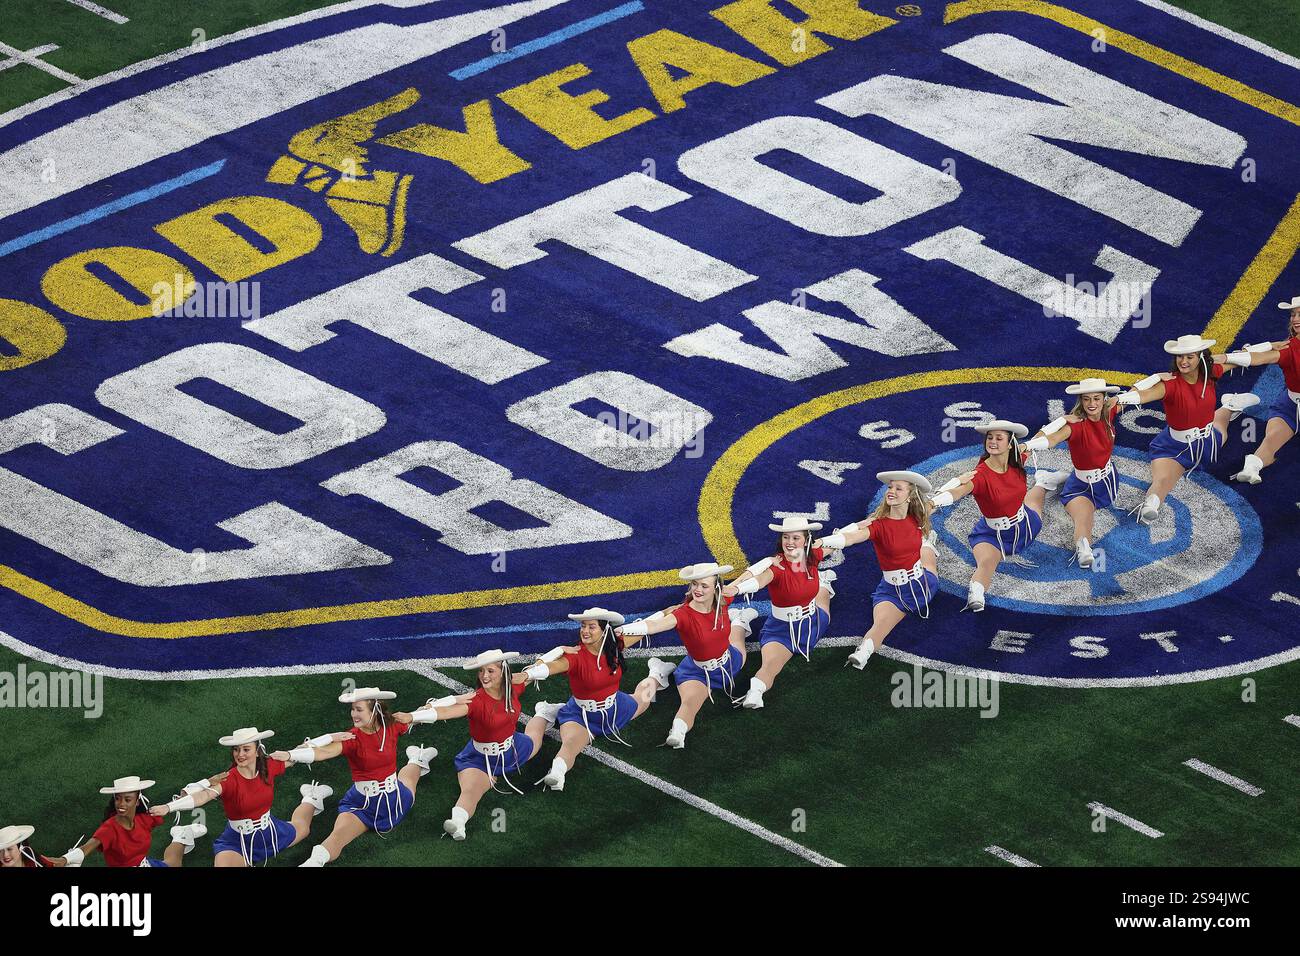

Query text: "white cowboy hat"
[218, 727, 274, 747]
[767, 515, 823, 533]
[462, 649, 520, 671]
[338, 687, 397, 703]
[98, 775, 155, 795]
[566, 607, 625, 627]
[1164, 334, 1216, 354]
[678, 562, 733, 582]
[876, 470, 934, 495]
[974, 419, 1029, 438]
[0, 825, 35, 851]
[1277, 296, 1300, 310]
[1065, 377, 1122, 395]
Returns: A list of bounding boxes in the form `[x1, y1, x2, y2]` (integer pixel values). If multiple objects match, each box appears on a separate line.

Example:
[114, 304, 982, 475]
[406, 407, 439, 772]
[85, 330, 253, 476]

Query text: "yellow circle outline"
[697, 365, 1140, 568]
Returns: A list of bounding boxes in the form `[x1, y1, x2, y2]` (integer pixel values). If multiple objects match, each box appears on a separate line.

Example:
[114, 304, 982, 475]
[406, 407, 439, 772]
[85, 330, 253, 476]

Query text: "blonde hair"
[872, 485, 933, 536]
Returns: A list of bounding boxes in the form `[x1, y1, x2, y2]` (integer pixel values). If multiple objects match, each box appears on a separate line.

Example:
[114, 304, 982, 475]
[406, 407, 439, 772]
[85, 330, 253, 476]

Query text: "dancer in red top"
[724, 516, 837, 710]
[47, 775, 207, 868]
[1022, 378, 1125, 568]
[1115, 333, 1258, 523]
[524, 608, 662, 792]
[1232, 297, 1300, 483]
[149, 727, 333, 867]
[614, 562, 760, 749]
[270, 687, 439, 866]
[407, 650, 551, 840]
[929, 419, 1048, 612]
[816, 471, 938, 670]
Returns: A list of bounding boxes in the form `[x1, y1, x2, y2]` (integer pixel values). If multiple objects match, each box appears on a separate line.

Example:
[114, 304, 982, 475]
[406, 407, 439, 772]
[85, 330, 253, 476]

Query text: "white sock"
[549, 757, 568, 776]
[749, 677, 768, 695]
[1244, 454, 1263, 473]
[309, 845, 330, 866]
[857, 638, 876, 659]
[969, 581, 985, 598]
[670, 718, 688, 737]
[451, 806, 469, 825]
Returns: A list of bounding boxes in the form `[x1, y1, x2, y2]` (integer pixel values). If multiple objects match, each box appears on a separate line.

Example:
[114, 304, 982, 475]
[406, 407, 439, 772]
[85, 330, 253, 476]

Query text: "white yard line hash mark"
[62, 0, 129, 24]
[1183, 759, 1264, 796]
[1087, 802, 1164, 838]
[0, 41, 81, 83]
[985, 845, 1039, 867]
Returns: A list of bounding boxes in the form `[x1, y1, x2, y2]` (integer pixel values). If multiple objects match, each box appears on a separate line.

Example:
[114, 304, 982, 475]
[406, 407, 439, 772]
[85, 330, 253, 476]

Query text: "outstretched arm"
[150, 773, 228, 817]
[48, 836, 102, 867]
[1115, 373, 1169, 406]
[617, 611, 678, 646]
[723, 560, 775, 598]
[817, 519, 875, 550]
[929, 471, 976, 509]
[271, 733, 351, 766]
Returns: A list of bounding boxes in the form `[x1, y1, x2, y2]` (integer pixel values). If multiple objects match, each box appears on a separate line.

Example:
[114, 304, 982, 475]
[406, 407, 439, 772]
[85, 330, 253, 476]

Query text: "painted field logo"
[914, 446, 1264, 616]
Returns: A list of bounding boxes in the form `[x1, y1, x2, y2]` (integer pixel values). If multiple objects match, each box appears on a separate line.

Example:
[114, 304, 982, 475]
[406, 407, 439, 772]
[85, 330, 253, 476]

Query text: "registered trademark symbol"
[895, 4, 923, 16]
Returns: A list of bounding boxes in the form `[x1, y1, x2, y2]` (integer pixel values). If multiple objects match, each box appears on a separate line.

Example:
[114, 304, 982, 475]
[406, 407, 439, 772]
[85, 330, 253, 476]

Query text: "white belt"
[882, 559, 926, 586]
[472, 738, 514, 757]
[770, 601, 817, 622]
[1074, 462, 1113, 484]
[228, 812, 272, 836]
[698, 650, 732, 671]
[354, 773, 399, 797]
[574, 693, 618, 713]
[1169, 423, 1215, 443]
[985, 506, 1027, 531]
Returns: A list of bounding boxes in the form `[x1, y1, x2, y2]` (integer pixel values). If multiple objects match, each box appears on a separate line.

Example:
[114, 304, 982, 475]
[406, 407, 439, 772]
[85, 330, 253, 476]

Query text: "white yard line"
[410, 662, 843, 868]
[1182, 759, 1264, 796]
[1087, 802, 1164, 838]
[985, 845, 1039, 867]
[1136, 0, 1300, 70]
[62, 0, 129, 24]
[0, 41, 80, 83]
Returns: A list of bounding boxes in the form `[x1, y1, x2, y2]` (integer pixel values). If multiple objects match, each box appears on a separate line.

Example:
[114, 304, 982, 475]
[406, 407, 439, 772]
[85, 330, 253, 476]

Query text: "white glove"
[929, 491, 955, 508]
[288, 747, 316, 764]
[182, 778, 211, 795]
[734, 577, 761, 595]
[836, 522, 859, 534]
[1023, 435, 1049, 452]
[64, 847, 84, 867]
[425, 694, 458, 709]
[538, 647, 566, 664]
[1114, 390, 1142, 406]
[169, 794, 197, 812]
[409, 708, 439, 725]
[1244, 342, 1274, 353]
[524, 663, 551, 681]
[618, 620, 649, 637]
[934, 476, 963, 494]
[1133, 373, 1163, 390]
[819, 532, 847, 550]
[306, 734, 334, 749]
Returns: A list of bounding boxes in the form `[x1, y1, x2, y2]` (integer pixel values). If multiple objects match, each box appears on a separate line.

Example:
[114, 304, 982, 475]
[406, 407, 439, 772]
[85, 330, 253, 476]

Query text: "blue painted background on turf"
[0, 0, 1298, 679]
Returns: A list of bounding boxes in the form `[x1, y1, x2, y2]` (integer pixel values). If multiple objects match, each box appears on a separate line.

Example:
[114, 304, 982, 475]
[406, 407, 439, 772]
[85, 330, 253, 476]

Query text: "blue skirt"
[758, 606, 829, 658]
[674, 645, 744, 691]
[1059, 469, 1120, 508]
[1148, 424, 1223, 471]
[338, 781, 414, 833]
[871, 570, 939, 616]
[1266, 390, 1300, 430]
[211, 815, 298, 864]
[556, 692, 639, 738]
[452, 733, 536, 775]
[968, 508, 1042, 558]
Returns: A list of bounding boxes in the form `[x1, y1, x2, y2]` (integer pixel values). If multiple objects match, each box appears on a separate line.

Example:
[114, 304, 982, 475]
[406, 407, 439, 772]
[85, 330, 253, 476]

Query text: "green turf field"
[5, 638, 1299, 866]
[3, 0, 1300, 868]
